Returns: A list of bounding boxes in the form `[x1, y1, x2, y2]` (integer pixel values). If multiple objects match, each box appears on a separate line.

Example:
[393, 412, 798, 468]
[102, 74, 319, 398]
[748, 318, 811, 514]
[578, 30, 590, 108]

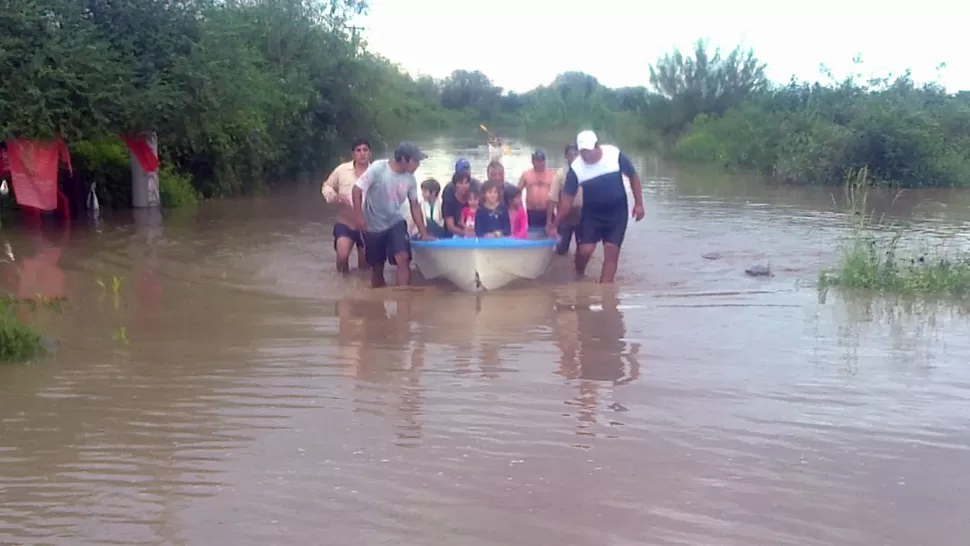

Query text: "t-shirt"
[475, 205, 511, 237]
[509, 207, 528, 238]
[563, 145, 636, 215]
[354, 159, 418, 233]
[441, 177, 483, 226]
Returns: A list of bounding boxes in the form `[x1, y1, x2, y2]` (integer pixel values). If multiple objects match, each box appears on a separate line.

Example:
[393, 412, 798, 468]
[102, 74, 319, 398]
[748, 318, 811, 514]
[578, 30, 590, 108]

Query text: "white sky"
[357, 0, 968, 93]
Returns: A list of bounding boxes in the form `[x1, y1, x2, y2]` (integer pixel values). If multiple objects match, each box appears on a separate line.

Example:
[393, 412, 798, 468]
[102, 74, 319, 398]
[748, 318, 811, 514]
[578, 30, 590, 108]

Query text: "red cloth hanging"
[122, 135, 160, 173]
[4, 138, 73, 211]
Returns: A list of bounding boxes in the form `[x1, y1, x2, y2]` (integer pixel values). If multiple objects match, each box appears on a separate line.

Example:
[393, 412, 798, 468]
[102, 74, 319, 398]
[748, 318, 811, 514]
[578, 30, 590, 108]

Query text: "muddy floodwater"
[3, 136, 970, 545]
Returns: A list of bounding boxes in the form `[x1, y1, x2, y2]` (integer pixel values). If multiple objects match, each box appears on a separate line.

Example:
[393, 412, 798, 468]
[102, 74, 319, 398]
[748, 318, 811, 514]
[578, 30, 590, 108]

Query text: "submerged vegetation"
[820, 169, 970, 297]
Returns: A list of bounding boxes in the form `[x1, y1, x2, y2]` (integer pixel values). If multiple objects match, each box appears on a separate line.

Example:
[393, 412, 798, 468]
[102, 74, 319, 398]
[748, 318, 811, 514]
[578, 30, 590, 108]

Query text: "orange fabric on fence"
[5, 138, 73, 211]
[122, 135, 159, 173]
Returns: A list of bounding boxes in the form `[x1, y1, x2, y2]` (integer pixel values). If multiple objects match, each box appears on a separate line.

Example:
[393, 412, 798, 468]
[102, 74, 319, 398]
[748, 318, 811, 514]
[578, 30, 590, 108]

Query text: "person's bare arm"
[409, 198, 431, 239]
[351, 186, 365, 230]
[445, 217, 463, 237]
[517, 172, 527, 192]
[322, 167, 343, 203]
[618, 151, 643, 210]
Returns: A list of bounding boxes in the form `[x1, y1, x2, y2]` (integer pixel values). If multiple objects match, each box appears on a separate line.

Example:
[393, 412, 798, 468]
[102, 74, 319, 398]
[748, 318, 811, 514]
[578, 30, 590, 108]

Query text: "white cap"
[576, 130, 598, 151]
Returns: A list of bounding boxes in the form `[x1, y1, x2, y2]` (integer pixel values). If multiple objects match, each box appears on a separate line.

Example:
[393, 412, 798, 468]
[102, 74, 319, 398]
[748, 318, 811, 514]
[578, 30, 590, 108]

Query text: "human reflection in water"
[337, 296, 425, 446]
[555, 287, 641, 437]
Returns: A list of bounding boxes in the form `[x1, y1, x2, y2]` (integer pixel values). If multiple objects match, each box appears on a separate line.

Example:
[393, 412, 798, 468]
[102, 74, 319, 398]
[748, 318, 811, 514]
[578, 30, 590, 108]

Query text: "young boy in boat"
[504, 184, 528, 239]
[461, 186, 481, 237]
[407, 178, 446, 238]
[475, 180, 511, 238]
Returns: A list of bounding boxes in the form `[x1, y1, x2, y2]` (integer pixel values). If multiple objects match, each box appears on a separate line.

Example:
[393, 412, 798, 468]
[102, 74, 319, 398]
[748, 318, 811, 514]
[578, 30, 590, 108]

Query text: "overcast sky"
[357, 0, 967, 93]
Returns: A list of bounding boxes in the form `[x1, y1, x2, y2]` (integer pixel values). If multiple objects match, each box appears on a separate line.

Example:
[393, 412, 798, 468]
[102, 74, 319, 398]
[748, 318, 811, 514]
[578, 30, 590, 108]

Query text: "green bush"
[0, 304, 43, 362]
[71, 138, 132, 209]
[159, 165, 199, 209]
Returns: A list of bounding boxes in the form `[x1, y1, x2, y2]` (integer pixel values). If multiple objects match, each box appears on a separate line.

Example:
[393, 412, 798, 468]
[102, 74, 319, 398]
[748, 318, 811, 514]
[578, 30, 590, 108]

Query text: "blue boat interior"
[411, 237, 558, 249]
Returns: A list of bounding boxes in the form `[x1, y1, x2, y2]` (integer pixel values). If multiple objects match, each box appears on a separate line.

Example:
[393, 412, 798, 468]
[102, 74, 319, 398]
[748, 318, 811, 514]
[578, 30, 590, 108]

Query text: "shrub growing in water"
[159, 165, 199, 209]
[0, 301, 43, 362]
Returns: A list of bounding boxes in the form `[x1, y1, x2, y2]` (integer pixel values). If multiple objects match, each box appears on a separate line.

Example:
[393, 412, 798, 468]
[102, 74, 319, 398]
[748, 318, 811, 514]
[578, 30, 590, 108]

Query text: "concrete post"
[131, 132, 160, 208]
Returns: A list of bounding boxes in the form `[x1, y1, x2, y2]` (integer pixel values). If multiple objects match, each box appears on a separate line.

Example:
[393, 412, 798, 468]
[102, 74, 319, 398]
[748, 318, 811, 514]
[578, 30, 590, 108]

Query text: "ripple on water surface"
[2, 138, 970, 545]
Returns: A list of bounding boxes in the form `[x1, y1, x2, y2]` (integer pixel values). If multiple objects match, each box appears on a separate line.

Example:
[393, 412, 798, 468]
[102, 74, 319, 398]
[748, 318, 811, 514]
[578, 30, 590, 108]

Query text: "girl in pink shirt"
[460, 188, 481, 237]
[504, 185, 528, 239]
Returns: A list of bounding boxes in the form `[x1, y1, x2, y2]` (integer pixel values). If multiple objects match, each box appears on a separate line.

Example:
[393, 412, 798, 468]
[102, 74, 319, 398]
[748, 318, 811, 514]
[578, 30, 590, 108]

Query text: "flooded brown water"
[2, 136, 970, 545]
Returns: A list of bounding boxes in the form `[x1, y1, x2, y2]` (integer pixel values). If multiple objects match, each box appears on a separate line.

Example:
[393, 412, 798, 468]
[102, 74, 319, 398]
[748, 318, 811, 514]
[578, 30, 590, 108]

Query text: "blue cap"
[455, 159, 471, 172]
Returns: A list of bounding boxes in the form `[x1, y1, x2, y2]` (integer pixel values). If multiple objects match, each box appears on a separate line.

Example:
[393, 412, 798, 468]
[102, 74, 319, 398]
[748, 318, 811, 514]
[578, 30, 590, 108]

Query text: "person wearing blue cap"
[352, 141, 434, 288]
[547, 130, 645, 284]
[440, 158, 483, 237]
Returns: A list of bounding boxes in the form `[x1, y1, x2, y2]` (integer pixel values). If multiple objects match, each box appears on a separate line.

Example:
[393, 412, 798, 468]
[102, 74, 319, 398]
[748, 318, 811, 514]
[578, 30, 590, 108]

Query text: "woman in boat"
[441, 170, 475, 238]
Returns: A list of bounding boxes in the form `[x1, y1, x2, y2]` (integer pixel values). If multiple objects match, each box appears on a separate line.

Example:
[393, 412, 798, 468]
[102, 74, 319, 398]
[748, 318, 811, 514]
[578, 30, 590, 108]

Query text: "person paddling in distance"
[517, 149, 555, 230]
[352, 142, 435, 288]
[547, 130, 645, 284]
[321, 138, 371, 273]
[547, 143, 581, 255]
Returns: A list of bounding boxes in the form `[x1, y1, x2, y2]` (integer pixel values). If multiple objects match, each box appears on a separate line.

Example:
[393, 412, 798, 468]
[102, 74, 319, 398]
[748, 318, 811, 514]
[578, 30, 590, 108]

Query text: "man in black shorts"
[547, 131, 645, 284]
[352, 142, 434, 288]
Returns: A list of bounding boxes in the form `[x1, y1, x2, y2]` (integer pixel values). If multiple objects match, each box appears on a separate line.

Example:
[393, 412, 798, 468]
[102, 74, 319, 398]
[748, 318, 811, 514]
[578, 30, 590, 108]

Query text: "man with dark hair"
[352, 142, 434, 288]
[322, 138, 371, 273]
[547, 131, 645, 283]
[517, 149, 554, 229]
[547, 143, 580, 255]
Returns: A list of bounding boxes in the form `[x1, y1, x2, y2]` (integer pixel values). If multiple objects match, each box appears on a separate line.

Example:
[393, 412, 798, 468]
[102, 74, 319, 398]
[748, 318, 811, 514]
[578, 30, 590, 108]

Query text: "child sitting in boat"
[504, 184, 528, 239]
[475, 180, 511, 238]
[418, 178, 446, 237]
[461, 187, 481, 237]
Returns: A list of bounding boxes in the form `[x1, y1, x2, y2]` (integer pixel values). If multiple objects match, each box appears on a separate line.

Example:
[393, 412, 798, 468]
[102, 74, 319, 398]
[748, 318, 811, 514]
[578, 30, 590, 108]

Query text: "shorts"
[363, 220, 411, 267]
[333, 222, 364, 249]
[526, 209, 548, 228]
[576, 207, 628, 248]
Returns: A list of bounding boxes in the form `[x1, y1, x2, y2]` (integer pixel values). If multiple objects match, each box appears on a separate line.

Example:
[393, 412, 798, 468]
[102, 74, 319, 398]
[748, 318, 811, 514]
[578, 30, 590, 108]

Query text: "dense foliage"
[1, 0, 966, 212]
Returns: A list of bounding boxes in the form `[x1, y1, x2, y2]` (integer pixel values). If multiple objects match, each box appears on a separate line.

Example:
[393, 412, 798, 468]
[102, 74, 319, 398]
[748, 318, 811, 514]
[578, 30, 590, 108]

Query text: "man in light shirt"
[322, 138, 371, 273]
[547, 143, 581, 255]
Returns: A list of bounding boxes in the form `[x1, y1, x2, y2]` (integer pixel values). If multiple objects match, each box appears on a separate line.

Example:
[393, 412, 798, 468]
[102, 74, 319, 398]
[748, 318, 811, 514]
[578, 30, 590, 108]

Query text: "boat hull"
[411, 238, 557, 292]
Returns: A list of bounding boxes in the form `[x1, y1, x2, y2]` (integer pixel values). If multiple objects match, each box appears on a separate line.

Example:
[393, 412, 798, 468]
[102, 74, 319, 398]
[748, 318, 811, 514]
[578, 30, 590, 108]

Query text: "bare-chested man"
[517, 149, 556, 229]
[322, 138, 371, 273]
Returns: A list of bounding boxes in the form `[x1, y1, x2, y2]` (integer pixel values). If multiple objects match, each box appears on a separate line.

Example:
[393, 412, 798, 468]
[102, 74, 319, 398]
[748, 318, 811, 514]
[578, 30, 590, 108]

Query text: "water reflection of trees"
[554, 287, 641, 437]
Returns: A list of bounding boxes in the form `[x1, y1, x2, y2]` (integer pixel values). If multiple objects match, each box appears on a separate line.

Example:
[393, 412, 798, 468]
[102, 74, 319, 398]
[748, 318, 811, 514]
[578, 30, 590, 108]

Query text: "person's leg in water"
[333, 223, 361, 274]
[363, 228, 389, 288]
[388, 221, 412, 287]
[556, 218, 576, 255]
[598, 210, 629, 284]
[573, 215, 599, 278]
[356, 243, 368, 271]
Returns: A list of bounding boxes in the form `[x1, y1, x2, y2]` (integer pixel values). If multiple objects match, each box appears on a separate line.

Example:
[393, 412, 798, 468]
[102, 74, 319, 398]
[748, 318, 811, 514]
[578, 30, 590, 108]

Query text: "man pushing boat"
[352, 142, 434, 288]
[547, 131, 645, 284]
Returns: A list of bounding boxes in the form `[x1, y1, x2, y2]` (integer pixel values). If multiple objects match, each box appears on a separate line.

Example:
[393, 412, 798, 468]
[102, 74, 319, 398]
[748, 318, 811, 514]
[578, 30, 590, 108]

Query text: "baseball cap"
[394, 141, 427, 161]
[531, 149, 547, 161]
[576, 130, 598, 151]
[455, 158, 471, 172]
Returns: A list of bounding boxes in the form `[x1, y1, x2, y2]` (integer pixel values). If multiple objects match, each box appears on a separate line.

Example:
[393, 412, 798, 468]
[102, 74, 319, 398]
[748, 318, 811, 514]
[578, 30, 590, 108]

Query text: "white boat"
[411, 236, 558, 291]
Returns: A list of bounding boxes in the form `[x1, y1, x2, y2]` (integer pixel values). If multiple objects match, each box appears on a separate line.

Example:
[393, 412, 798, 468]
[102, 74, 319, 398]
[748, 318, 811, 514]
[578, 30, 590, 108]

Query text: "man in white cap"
[547, 130, 644, 283]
